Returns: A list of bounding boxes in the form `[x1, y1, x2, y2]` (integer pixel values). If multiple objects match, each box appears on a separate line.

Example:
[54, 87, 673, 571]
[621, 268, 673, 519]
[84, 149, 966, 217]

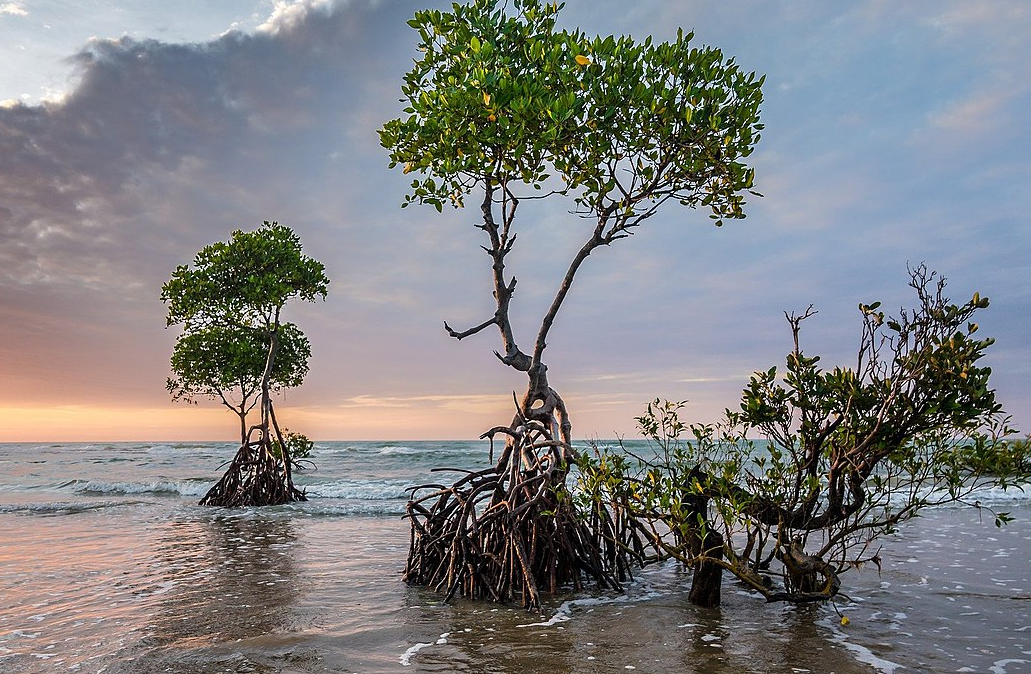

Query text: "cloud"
[0, 0, 422, 292]
[0, 2, 27, 17]
[927, 87, 1015, 136]
[258, 0, 334, 35]
[344, 393, 511, 414]
[571, 370, 746, 386]
[0, 0, 427, 409]
[0, 0, 1028, 439]
[924, 2, 1031, 41]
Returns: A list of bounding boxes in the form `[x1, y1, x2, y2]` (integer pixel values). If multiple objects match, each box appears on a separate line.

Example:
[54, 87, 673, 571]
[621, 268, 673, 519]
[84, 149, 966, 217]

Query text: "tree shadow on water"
[108, 512, 316, 674]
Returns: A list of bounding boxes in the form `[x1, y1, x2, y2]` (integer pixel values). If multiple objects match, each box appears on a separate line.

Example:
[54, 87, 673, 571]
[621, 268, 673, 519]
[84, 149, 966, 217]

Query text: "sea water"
[1, 441, 1029, 673]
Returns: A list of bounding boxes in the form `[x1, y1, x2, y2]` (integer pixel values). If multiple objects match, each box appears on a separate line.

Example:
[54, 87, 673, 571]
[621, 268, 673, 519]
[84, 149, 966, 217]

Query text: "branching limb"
[444, 317, 497, 340]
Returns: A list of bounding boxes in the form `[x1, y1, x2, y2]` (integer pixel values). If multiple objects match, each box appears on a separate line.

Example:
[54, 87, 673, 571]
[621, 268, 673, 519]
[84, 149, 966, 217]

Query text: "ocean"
[1, 440, 1029, 674]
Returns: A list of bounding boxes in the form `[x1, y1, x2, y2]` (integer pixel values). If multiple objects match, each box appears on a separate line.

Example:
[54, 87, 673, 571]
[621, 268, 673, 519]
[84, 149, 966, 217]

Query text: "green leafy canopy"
[579, 268, 1023, 604]
[161, 221, 328, 419]
[166, 323, 312, 406]
[161, 221, 329, 331]
[379, 0, 764, 224]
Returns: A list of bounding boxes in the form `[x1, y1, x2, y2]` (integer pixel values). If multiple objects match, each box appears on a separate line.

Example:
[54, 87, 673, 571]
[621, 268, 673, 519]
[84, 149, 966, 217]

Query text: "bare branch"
[444, 317, 497, 340]
[531, 229, 605, 365]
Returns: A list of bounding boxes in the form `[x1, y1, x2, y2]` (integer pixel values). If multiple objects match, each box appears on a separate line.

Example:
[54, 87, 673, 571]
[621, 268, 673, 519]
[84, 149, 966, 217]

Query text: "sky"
[0, 0, 1028, 442]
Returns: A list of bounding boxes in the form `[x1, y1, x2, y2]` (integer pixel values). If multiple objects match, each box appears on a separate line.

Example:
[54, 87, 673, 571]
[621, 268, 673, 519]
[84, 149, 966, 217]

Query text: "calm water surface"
[1, 442, 1028, 673]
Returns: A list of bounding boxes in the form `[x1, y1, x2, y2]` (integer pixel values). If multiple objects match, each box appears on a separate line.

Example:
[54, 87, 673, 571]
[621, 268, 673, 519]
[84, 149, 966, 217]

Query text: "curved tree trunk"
[199, 324, 306, 507]
[407, 182, 638, 607]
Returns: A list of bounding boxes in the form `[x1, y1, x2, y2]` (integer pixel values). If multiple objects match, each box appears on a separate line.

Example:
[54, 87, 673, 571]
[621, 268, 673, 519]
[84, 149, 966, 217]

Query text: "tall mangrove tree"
[380, 0, 764, 607]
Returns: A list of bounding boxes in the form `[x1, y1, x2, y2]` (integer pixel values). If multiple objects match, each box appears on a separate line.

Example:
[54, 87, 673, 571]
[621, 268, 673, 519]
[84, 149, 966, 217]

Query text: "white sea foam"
[143, 444, 179, 453]
[399, 632, 449, 666]
[376, 445, 421, 455]
[74, 479, 209, 497]
[302, 480, 411, 500]
[399, 642, 431, 666]
[518, 602, 573, 628]
[310, 444, 360, 454]
[819, 617, 903, 674]
[517, 585, 665, 629]
[882, 483, 1031, 509]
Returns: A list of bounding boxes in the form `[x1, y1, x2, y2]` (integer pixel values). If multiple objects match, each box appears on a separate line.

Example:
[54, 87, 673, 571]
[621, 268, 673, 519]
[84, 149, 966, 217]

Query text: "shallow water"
[1, 442, 1029, 673]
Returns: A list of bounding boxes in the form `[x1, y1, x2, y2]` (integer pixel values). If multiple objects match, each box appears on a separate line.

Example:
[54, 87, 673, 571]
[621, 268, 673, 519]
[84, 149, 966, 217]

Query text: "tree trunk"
[518, 364, 572, 449]
[238, 411, 247, 447]
[403, 372, 625, 609]
[199, 324, 306, 507]
[688, 531, 724, 607]
[684, 472, 724, 607]
[259, 327, 279, 437]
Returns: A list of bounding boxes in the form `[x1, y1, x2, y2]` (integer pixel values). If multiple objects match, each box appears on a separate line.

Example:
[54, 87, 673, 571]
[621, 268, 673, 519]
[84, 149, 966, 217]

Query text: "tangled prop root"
[200, 407, 306, 507]
[404, 419, 631, 609]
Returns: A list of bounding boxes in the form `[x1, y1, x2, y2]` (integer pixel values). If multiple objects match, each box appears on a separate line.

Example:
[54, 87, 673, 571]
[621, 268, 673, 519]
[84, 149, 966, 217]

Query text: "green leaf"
[162, 222, 328, 437]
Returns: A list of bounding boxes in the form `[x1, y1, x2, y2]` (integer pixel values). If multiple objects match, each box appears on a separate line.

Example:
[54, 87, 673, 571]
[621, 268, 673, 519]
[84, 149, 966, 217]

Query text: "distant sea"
[1, 441, 1029, 674]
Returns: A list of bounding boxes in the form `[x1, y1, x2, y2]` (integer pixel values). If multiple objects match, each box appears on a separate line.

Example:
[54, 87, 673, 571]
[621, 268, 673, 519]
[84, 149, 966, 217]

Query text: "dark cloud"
[0, 0, 1028, 436]
[0, 0, 428, 408]
[0, 0, 417, 288]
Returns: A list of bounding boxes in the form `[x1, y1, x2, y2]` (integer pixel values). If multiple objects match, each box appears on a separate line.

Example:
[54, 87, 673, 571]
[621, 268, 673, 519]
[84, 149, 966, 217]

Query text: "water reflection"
[110, 511, 304, 673]
[398, 564, 875, 674]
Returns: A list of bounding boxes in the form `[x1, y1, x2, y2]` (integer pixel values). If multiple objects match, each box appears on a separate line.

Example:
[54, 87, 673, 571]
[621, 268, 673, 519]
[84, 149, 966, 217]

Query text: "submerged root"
[404, 419, 631, 609]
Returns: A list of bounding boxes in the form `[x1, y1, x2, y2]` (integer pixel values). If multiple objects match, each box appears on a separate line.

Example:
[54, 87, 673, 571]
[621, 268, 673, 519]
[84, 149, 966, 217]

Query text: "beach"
[1, 441, 1029, 673]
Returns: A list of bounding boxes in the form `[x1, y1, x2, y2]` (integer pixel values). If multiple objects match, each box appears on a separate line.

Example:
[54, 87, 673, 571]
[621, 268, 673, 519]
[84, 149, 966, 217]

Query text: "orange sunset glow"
[0, 0, 1028, 442]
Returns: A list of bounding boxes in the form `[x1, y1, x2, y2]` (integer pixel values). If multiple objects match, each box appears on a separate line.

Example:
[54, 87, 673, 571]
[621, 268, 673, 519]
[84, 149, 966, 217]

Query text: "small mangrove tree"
[582, 266, 1025, 606]
[162, 221, 328, 507]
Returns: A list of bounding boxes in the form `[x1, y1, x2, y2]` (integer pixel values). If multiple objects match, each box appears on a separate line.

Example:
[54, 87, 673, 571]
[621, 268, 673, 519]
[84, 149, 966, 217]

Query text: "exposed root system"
[200, 403, 306, 507]
[404, 418, 631, 609]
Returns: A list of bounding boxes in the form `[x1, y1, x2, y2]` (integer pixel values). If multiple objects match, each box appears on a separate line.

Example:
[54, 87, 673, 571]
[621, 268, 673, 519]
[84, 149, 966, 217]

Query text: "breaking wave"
[62, 477, 416, 502]
[72, 479, 211, 497]
[0, 500, 144, 516]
